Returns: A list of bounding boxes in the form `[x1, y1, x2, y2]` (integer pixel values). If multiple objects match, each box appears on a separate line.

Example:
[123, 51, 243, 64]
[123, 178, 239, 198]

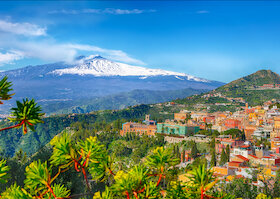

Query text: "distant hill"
[42, 88, 209, 115]
[215, 70, 280, 105]
[217, 70, 280, 91]
[175, 70, 280, 106]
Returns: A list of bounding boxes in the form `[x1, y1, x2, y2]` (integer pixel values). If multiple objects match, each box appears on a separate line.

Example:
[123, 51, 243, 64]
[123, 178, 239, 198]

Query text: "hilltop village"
[120, 99, 280, 187]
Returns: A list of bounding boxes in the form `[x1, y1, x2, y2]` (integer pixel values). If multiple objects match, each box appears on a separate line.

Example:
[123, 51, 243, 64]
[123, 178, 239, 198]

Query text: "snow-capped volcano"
[0, 55, 224, 114]
[51, 55, 209, 82]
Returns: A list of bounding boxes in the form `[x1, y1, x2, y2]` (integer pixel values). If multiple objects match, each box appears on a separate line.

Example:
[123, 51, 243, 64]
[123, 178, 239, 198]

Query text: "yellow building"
[174, 112, 187, 121]
[271, 117, 280, 138]
[271, 137, 280, 152]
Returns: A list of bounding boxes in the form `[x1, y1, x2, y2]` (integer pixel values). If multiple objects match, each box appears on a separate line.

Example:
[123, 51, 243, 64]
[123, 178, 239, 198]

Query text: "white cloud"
[48, 9, 79, 15]
[49, 8, 156, 15]
[0, 50, 24, 65]
[0, 20, 47, 36]
[0, 19, 144, 66]
[67, 44, 145, 65]
[196, 10, 209, 14]
[0, 40, 144, 65]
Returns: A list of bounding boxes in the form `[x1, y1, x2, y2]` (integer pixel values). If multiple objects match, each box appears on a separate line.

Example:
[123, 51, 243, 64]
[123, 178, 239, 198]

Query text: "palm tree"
[0, 76, 14, 104]
[1, 98, 44, 134]
[112, 164, 150, 199]
[145, 147, 179, 187]
[189, 164, 218, 199]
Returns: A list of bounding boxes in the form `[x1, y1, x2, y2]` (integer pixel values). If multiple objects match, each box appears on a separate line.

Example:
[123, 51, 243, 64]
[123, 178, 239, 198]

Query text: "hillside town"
[120, 99, 280, 188]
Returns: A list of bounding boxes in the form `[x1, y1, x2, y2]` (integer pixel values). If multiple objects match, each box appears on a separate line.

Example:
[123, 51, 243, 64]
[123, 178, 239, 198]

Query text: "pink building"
[215, 137, 244, 153]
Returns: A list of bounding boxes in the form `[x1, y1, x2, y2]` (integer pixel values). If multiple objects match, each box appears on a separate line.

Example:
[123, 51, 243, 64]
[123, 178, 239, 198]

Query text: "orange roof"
[248, 154, 259, 159]
[240, 145, 250, 148]
[235, 155, 249, 162]
[263, 156, 272, 159]
[229, 161, 243, 164]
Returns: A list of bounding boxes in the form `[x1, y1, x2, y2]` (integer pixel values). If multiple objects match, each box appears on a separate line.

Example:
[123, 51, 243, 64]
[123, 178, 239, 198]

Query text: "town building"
[174, 111, 188, 121]
[271, 117, 280, 138]
[253, 127, 271, 140]
[271, 137, 280, 152]
[120, 122, 157, 136]
[157, 122, 199, 136]
[233, 145, 253, 158]
[143, 114, 157, 125]
[224, 119, 241, 129]
[215, 135, 244, 153]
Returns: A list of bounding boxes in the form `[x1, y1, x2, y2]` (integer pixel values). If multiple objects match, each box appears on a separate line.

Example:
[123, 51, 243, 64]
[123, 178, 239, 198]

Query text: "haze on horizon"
[0, 1, 280, 83]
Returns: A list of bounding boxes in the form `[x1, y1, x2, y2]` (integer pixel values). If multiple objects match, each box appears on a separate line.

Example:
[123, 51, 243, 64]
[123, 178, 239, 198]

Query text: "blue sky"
[0, 1, 280, 82]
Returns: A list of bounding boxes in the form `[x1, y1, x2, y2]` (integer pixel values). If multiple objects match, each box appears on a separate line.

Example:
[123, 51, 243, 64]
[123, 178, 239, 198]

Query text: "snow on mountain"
[51, 55, 209, 82]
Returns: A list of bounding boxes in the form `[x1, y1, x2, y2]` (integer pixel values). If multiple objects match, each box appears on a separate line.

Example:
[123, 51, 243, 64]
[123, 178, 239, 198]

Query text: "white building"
[233, 145, 253, 158]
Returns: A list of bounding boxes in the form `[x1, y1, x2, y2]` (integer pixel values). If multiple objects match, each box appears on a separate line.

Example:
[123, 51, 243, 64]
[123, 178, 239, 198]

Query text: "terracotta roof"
[240, 145, 250, 148]
[229, 161, 243, 164]
[235, 155, 249, 161]
[248, 154, 259, 159]
[262, 156, 272, 159]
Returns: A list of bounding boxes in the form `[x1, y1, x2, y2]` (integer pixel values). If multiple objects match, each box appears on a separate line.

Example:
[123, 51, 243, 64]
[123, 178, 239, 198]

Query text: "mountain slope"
[217, 70, 280, 91]
[175, 69, 280, 106]
[42, 87, 209, 115]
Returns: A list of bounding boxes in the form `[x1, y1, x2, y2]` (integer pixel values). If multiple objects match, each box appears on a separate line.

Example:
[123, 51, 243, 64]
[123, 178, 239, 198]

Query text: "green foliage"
[24, 160, 52, 195]
[146, 147, 179, 172]
[0, 76, 13, 104]
[93, 186, 114, 199]
[50, 132, 76, 168]
[112, 164, 150, 197]
[9, 98, 44, 134]
[0, 160, 10, 184]
[87, 151, 114, 182]
[223, 128, 244, 139]
[189, 164, 214, 187]
[78, 136, 106, 166]
[108, 140, 132, 157]
[220, 178, 258, 199]
[219, 148, 227, 166]
[210, 149, 216, 167]
[1, 183, 32, 199]
[226, 145, 230, 162]
[45, 183, 70, 199]
[272, 170, 280, 197]
[166, 181, 190, 198]
[190, 141, 199, 159]
[189, 164, 218, 198]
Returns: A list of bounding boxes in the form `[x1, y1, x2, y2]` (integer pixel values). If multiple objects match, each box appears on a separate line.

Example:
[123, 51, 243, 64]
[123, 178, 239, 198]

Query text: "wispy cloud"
[67, 44, 145, 65]
[48, 9, 79, 15]
[196, 10, 209, 14]
[0, 39, 144, 65]
[0, 20, 47, 36]
[0, 18, 144, 66]
[48, 8, 156, 15]
[0, 50, 24, 65]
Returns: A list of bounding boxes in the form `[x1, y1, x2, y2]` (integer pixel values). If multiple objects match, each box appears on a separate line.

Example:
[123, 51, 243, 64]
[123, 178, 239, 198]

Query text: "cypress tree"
[220, 148, 227, 166]
[176, 145, 180, 158]
[226, 144, 230, 162]
[182, 150, 186, 163]
[210, 148, 216, 167]
[210, 138, 215, 148]
[190, 141, 199, 159]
